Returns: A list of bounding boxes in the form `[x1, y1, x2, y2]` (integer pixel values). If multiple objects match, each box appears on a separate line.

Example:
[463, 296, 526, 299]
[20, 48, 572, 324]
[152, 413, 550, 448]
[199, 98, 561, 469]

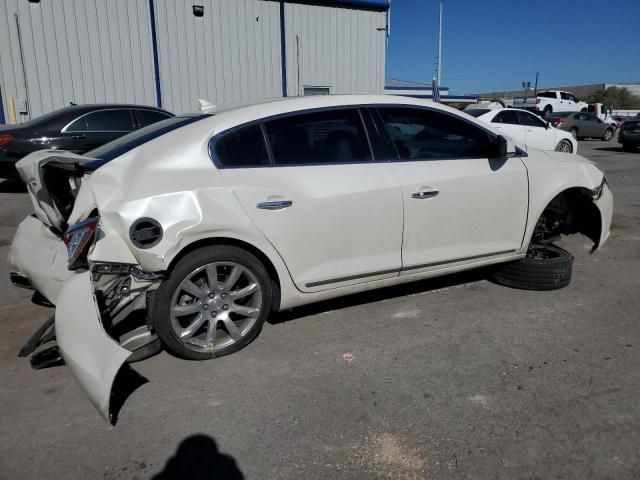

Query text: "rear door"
[376, 106, 528, 272]
[489, 110, 526, 145]
[517, 110, 555, 150]
[217, 108, 403, 292]
[62, 109, 135, 151]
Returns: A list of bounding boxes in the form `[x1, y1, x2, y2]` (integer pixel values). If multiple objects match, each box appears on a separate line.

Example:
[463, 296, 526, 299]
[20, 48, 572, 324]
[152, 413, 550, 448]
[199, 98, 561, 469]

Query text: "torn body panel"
[55, 271, 132, 421]
[7, 215, 71, 304]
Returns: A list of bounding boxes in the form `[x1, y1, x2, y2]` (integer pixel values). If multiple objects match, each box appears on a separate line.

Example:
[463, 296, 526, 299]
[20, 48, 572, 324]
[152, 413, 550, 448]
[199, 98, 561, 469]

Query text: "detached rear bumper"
[55, 271, 132, 422]
[594, 182, 613, 249]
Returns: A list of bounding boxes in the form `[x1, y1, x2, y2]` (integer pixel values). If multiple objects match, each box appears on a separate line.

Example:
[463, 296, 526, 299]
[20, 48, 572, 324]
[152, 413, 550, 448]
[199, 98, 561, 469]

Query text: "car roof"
[206, 94, 473, 131]
[12, 104, 173, 131]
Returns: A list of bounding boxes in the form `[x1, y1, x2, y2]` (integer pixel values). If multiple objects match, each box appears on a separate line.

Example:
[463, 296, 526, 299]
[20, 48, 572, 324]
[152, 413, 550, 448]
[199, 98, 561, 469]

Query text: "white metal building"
[0, 0, 390, 124]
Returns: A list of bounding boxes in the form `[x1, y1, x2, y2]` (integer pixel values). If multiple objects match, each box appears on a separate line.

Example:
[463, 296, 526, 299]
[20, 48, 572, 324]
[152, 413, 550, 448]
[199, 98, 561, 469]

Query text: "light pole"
[435, 1, 443, 87]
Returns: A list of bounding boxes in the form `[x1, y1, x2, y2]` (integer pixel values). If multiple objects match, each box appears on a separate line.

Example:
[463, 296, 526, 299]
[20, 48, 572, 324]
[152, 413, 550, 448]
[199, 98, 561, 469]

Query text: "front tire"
[152, 246, 272, 360]
[555, 139, 573, 153]
[490, 245, 573, 291]
[602, 128, 614, 141]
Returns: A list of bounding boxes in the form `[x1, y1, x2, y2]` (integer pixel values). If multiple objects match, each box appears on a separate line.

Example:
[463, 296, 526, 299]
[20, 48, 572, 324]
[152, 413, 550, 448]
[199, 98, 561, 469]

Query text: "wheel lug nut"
[223, 304, 229, 311]
[202, 304, 208, 310]
[208, 293, 215, 299]
[211, 311, 217, 316]
[221, 293, 227, 299]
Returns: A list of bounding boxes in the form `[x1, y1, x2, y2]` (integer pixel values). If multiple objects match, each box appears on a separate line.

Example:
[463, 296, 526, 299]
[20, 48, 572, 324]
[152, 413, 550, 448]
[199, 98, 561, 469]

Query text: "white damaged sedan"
[8, 95, 612, 422]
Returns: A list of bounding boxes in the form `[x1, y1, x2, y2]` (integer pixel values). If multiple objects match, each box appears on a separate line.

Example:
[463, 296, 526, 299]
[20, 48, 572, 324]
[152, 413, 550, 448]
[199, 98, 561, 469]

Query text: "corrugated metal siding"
[284, 2, 386, 96]
[0, 0, 388, 123]
[0, 0, 156, 122]
[153, 0, 282, 114]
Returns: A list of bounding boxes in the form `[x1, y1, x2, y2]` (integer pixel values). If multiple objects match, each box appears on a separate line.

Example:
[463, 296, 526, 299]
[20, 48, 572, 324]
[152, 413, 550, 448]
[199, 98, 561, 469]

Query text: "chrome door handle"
[256, 200, 293, 210]
[412, 190, 439, 199]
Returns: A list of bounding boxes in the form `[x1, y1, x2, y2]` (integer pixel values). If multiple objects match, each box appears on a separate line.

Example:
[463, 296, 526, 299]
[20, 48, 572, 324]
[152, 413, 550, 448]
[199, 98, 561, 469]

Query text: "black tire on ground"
[602, 128, 614, 141]
[152, 245, 272, 360]
[543, 105, 552, 116]
[490, 244, 573, 291]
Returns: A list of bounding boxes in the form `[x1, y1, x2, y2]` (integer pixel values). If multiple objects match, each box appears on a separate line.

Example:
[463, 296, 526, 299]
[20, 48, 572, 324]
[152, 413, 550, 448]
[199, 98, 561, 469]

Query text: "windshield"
[87, 115, 210, 161]
[545, 112, 571, 118]
[464, 109, 492, 118]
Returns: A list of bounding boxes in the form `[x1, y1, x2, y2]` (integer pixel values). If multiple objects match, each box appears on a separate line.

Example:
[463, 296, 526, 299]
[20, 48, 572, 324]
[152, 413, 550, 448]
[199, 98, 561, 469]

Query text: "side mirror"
[494, 135, 508, 158]
[545, 121, 550, 129]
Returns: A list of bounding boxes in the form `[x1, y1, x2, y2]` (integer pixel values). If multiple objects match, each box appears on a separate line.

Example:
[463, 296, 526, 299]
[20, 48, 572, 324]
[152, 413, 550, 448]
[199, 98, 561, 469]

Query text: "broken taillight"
[64, 216, 99, 270]
[0, 133, 13, 148]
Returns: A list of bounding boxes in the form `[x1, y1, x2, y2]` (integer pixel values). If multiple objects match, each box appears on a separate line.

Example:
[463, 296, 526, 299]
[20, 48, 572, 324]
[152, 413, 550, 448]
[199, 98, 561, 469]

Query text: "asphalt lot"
[0, 140, 639, 480]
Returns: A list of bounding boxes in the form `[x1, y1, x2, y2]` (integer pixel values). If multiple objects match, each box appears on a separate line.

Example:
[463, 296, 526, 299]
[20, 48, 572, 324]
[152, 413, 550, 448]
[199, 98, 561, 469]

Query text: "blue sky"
[385, 0, 640, 94]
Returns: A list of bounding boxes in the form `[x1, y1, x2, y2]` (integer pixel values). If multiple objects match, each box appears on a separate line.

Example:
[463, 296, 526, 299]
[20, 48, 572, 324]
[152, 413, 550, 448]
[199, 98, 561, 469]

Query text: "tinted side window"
[264, 109, 371, 166]
[538, 92, 556, 99]
[560, 92, 570, 100]
[136, 109, 172, 128]
[379, 107, 493, 160]
[214, 124, 270, 167]
[65, 115, 89, 132]
[85, 110, 134, 132]
[517, 111, 547, 127]
[492, 110, 519, 125]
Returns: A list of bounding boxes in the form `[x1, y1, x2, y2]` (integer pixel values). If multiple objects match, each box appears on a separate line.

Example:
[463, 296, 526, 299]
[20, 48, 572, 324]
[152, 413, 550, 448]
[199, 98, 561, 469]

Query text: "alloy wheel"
[169, 262, 263, 353]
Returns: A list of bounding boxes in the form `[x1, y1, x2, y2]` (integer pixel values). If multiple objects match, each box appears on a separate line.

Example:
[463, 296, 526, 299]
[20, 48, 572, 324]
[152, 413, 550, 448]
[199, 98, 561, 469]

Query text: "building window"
[303, 86, 330, 96]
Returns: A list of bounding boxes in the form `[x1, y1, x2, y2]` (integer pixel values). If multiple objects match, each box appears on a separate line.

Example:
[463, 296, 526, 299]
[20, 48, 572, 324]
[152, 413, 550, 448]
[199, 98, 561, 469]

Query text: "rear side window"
[215, 125, 270, 167]
[538, 92, 556, 98]
[136, 109, 172, 128]
[378, 107, 493, 160]
[492, 110, 519, 125]
[264, 109, 371, 166]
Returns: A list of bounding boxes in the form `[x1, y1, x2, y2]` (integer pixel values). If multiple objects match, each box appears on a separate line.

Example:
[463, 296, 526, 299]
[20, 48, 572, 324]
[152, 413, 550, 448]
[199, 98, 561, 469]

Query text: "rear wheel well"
[531, 188, 601, 249]
[168, 238, 282, 311]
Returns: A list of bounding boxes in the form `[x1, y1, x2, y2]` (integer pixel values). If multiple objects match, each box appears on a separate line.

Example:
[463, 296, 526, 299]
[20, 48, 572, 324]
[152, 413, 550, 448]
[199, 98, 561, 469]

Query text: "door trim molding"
[304, 249, 517, 288]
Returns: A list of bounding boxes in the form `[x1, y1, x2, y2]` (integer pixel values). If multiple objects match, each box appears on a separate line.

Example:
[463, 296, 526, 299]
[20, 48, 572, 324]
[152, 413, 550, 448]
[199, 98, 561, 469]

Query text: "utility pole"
[435, 0, 443, 87]
[533, 72, 539, 97]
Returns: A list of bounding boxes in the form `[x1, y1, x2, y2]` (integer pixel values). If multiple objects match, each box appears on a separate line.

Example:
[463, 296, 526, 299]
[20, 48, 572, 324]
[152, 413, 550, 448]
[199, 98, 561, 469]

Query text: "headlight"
[63, 217, 99, 270]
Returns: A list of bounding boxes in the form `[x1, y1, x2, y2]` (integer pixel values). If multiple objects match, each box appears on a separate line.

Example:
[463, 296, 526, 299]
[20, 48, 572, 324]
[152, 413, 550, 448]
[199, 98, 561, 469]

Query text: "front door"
[517, 110, 556, 150]
[376, 106, 529, 273]
[216, 108, 403, 292]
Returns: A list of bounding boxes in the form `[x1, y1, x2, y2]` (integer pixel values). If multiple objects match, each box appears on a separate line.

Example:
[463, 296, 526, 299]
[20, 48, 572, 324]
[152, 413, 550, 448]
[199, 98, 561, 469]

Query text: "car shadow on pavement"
[592, 147, 630, 153]
[152, 434, 244, 480]
[270, 268, 491, 325]
[0, 179, 26, 193]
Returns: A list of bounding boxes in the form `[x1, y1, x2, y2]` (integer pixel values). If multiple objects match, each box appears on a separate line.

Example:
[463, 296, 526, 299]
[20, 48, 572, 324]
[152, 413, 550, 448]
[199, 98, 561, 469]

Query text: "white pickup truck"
[513, 91, 589, 116]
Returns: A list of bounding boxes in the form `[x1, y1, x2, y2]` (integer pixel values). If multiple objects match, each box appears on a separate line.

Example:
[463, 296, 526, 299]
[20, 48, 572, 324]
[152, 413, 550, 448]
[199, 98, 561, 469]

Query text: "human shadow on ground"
[152, 434, 244, 480]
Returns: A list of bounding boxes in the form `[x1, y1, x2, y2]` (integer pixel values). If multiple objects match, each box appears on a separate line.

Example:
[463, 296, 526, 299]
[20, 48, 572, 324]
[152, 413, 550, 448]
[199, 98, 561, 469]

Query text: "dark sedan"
[618, 120, 640, 151]
[0, 104, 173, 178]
[545, 112, 615, 141]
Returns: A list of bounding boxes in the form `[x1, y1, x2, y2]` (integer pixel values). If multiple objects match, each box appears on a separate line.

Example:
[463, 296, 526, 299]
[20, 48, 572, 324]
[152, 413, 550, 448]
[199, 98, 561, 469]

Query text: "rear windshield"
[623, 121, 640, 130]
[86, 115, 210, 166]
[464, 109, 491, 118]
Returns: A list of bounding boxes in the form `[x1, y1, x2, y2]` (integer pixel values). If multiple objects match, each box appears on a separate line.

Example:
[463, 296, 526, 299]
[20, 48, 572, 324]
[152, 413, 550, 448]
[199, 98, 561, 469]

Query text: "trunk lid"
[15, 150, 95, 232]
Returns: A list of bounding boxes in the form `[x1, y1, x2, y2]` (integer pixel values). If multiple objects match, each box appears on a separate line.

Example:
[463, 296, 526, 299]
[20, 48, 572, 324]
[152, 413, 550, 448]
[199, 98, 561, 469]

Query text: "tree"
[588, 87, 640, 109]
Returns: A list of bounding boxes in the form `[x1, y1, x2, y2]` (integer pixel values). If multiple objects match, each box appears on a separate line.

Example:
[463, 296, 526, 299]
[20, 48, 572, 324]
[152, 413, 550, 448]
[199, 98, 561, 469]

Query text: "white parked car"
[466, 107, 578, 153]
[8, 95, 612, 421]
